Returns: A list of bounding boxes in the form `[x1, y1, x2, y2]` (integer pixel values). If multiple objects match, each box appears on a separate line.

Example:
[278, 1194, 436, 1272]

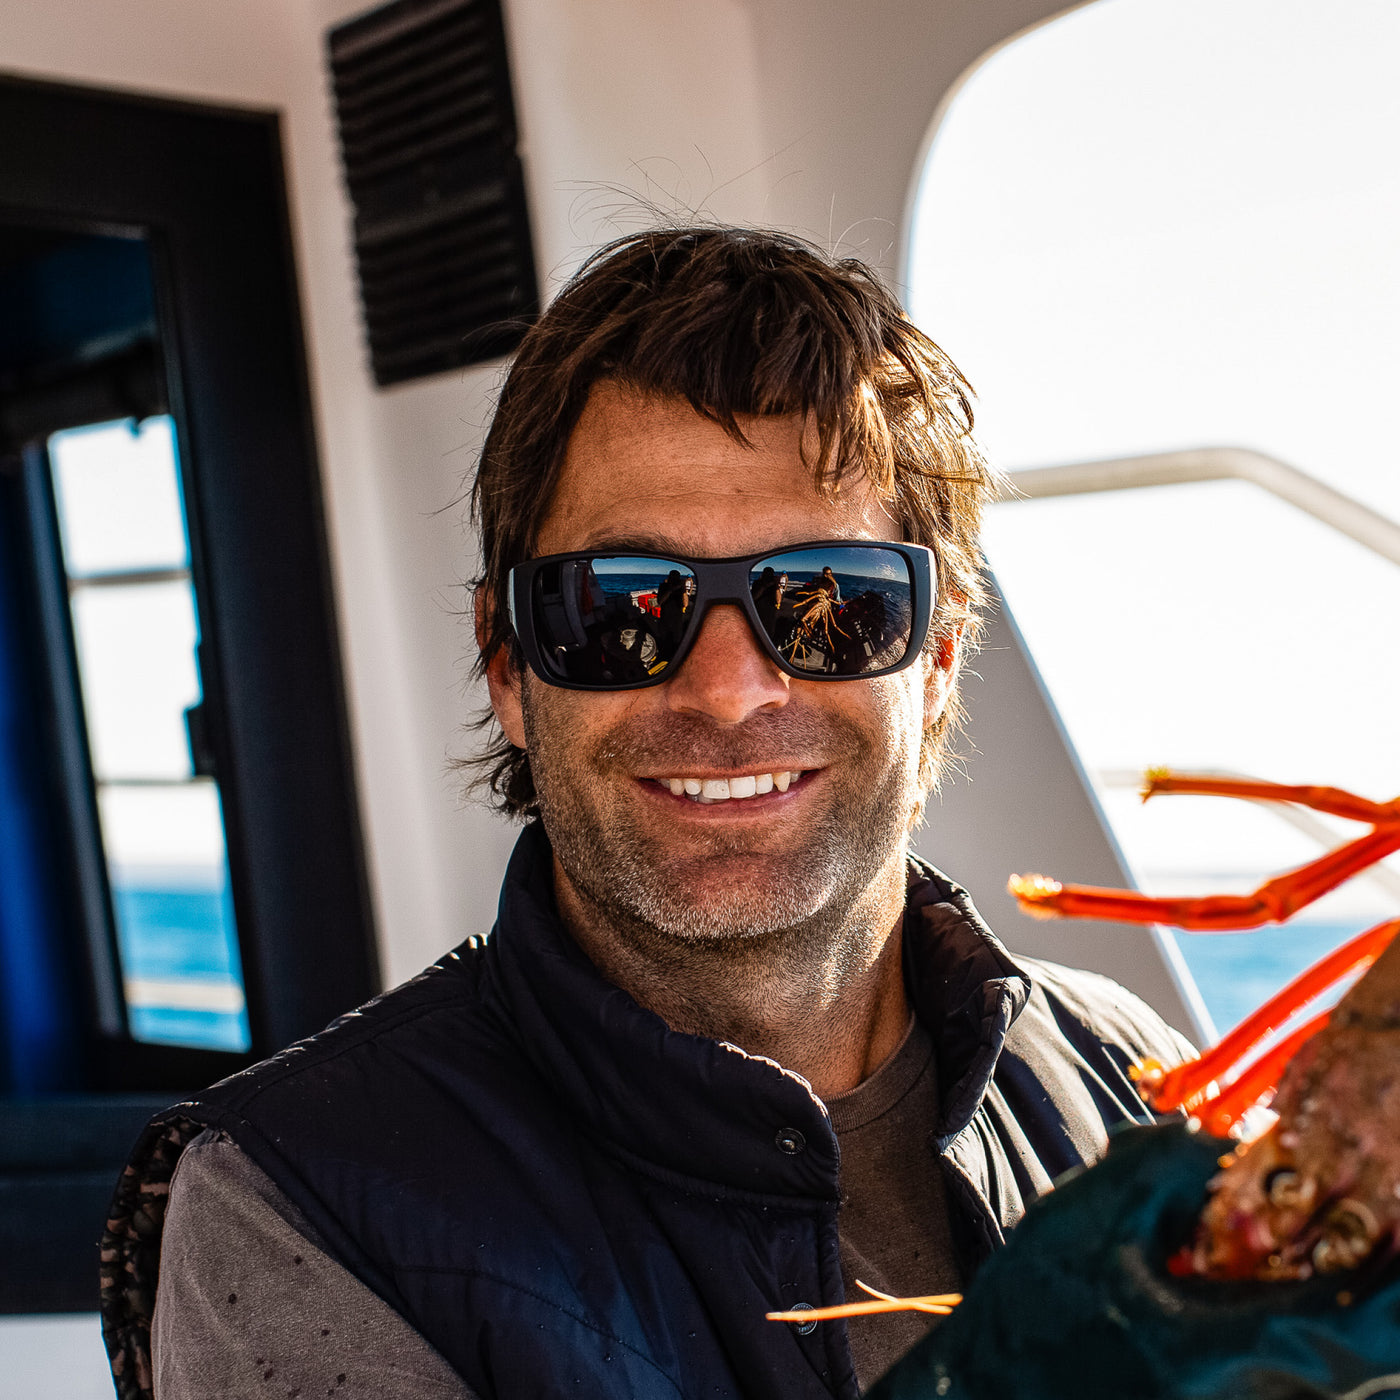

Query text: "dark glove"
[866, 1121, 1400, 1400]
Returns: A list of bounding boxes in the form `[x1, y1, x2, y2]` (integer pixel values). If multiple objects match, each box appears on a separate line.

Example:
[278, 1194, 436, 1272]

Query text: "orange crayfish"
[1011, 770, 1400, 1283]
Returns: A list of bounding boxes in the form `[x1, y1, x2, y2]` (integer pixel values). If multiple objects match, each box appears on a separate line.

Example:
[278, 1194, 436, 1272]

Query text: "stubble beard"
[522, 679, 918, 966]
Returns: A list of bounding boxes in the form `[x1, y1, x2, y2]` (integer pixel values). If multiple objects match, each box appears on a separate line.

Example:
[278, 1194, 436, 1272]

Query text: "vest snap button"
[787, 1302, 818, 1335]
[774, 1127, 806, 1155]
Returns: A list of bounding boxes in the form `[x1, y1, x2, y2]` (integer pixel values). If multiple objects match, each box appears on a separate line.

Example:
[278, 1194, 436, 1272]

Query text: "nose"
[664, 603, 790, 723]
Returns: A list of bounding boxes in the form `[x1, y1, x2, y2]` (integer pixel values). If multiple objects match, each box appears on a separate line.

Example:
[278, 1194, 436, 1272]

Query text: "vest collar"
[486, 823, 1031, 1197]
[902, 856, 1033, 1149]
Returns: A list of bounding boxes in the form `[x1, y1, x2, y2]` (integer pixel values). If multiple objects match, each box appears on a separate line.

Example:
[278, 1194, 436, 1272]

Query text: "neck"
[553, 851, 912, 1100]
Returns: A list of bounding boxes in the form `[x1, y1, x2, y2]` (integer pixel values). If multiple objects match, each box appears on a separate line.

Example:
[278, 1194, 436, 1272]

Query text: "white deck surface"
[1, 1315, 111, 1400]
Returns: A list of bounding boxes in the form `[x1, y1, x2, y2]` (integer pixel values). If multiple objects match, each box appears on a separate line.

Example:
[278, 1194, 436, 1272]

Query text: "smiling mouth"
[649, 770, 806, 804]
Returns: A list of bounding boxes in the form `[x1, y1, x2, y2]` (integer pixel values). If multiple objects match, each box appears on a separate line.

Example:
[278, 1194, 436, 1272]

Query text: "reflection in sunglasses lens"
[529, 545, 916, 686]
[532, 556, 695, 686]
[750, 546, 914, 676]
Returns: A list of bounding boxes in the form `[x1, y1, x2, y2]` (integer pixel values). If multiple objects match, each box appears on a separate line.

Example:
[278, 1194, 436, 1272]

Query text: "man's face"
[487, 383, 957, 946]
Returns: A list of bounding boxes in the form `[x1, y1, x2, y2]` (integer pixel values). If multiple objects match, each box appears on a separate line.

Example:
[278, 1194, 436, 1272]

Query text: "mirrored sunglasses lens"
[531, 556, 697, 685]
[750, 546, 915, 676]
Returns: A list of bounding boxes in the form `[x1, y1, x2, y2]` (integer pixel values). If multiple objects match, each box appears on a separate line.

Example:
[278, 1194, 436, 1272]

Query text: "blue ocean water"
[113, 886, 239, 979]
[111, 879, 250, 1053]
[130, 1004, 246, 1049]
[822, 574, 912, 622]
[1171, 920, 1371, 1036]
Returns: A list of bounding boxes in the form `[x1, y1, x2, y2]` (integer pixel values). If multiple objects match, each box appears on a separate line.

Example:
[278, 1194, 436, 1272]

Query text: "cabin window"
[47, 417, 249, 1053]
[909, 0, 1400, 1035]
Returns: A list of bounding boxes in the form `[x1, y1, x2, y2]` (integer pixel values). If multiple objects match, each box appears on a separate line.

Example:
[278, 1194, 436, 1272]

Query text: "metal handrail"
[1005, 447, 1400, 568]
[1004, 447, 1400, 907]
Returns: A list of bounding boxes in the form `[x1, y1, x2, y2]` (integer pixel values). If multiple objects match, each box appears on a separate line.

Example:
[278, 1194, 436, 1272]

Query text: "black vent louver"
[328, 0, 538, 386]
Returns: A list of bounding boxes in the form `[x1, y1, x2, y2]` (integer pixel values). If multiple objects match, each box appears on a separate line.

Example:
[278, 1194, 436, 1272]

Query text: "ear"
[475, 584, 526, 749]
[922, 624, 962, 720]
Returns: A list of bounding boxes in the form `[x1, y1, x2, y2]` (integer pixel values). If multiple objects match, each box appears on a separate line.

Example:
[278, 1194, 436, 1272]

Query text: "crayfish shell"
[1183, 989, 1400, 1281]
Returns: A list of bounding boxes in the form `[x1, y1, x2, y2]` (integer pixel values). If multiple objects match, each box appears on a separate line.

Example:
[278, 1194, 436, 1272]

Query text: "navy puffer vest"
[101, 824, 1192, 1400]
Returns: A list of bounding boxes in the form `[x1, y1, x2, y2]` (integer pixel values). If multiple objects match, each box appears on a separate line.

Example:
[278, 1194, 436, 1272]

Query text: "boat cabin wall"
[0, 0, 1159, 1009]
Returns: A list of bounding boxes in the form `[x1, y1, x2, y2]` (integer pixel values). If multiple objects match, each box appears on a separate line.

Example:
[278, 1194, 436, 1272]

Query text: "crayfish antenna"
[1141, 766, 1173, 801]
[1007, 873, 1063, 919]
[765, 1282, 963, 1324]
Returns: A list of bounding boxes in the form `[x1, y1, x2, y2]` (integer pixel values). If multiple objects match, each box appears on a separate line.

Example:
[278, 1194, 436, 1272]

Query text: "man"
[658, 566, 691, 650]
[101, 227, 1192, 1400]
[813, 565, 842, 602]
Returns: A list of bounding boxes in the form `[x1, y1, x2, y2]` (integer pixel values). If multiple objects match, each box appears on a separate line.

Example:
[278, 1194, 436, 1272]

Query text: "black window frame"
[0, 74, 379, 1312]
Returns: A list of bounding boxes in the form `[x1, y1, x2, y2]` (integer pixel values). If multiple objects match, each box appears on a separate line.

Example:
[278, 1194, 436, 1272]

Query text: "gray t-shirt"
[824, 1015, 963, 1390]
[153, 1021, 960, 1397]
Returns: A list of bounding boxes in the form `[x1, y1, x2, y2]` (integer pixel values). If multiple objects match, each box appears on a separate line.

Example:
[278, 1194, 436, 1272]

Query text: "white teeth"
[661, 771, 802, 801]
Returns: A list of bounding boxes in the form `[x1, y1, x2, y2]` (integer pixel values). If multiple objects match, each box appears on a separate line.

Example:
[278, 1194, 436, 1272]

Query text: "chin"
[612, 853, 844, 943]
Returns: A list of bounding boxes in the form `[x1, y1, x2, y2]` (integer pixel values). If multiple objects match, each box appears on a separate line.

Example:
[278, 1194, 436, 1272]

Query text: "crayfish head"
[1186, 1129, 1331, 1280]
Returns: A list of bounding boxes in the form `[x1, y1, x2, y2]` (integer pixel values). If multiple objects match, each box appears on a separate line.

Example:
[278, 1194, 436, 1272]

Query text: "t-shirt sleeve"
[153, 1130, 479, 1400]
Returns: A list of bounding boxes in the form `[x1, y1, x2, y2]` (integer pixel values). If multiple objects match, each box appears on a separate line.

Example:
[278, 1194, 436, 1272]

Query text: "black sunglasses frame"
[508, 539, 936, 691]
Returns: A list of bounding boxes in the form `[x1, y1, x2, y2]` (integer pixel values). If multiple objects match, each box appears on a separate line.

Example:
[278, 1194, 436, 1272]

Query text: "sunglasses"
[508, 540, 935, 691]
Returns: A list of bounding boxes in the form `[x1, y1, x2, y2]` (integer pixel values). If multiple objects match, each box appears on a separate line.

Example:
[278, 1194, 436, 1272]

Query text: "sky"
[908, 0, 1400, 919]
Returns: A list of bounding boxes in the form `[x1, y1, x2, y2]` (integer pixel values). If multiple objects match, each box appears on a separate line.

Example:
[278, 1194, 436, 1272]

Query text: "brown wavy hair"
[468, 226, 1000, 818]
